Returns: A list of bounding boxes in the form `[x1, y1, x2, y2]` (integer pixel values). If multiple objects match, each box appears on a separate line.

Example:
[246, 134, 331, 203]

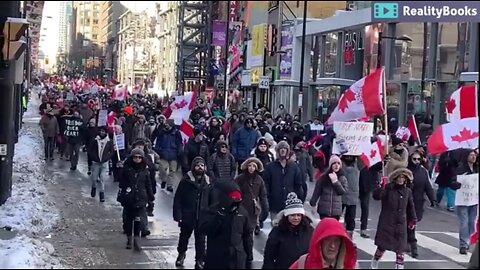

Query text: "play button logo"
[373, 3, 399, 18]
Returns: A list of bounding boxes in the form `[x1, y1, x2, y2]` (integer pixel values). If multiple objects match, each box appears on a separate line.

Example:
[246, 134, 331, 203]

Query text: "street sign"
[259, 76, 270, 89]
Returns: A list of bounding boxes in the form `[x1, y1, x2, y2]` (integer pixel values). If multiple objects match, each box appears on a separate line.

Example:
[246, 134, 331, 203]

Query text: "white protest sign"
[115, 133, 125, 150]
[332, 121, 374, 156]
[455, 174, 478, 206]
[97, 110, 108, 127]
[66, 92, 74, 101]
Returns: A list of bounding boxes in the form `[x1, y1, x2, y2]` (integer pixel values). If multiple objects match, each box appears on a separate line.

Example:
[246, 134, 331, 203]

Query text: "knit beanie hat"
[131, 148, 145, 158]
[284, 192, 305, 216]
[329, 155, 342, 168]
[257, 138, 268, 147]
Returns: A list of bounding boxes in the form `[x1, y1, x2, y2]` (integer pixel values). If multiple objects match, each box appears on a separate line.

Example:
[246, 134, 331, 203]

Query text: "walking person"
[39, 108, 59, 161]
[173, 157, 213, 269]
[87, 127, 114, 202]
[154, 119, 183, 192]
[309, 155, 348, 220]
[64, 110, 84, 171]
[235, 157, 269, 236]
[289, 218, 358, 269]
[117, 148, 155, 251]
[340, 155, 360, 240]
[358, 161, 382, 238]
[84, 117, 98, 175]
[263, 192, 313, 269]
[207, 140, 236, 183]
[371, 168, 417, 269]
[406, 151, 436, 258]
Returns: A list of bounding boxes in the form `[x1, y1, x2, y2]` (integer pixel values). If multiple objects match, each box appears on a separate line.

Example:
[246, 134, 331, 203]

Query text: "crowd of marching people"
[36, 75, 478, 269]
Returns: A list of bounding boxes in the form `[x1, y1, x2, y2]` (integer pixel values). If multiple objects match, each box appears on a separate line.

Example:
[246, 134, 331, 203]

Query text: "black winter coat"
[182, 138, 210, 172]
[373, 183, 416, 253]
[262, 219, 313, 269]
[407, 164, 435, 221]
[173, 172, 213, 229]
[235, 173, 269, 229]
[119, 158, 155, 208]
[199, 206, 253, 269]
[359, 162, 382, 194]
[263, 161, 305, 212]
[87, 136, 114, 163]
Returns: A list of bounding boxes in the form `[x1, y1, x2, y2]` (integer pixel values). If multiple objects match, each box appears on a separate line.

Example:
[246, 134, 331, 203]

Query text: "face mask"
[394, 148, 404, 155]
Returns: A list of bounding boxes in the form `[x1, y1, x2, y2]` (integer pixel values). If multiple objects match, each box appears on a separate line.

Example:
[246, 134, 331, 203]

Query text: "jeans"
[359, 192, 371, 230]
[43, 137, 55, 159]
[91, 162, 108, 192]
[407, 226, 417, 243]
[437, 186, 456, 208]
[68, 142, 81, 167]
[456, 205, 478, 248]
[342, 204, 356, 231]
[159, 159, 177, 188]
[177, 224, 206, 261]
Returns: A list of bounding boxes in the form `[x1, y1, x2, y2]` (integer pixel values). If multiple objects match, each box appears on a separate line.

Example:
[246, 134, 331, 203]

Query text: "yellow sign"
[251, 23, 267, 58]
[250, 67, 262, 84]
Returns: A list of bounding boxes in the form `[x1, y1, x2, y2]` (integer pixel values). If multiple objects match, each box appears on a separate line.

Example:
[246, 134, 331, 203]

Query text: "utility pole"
[298, 1, 307, 122]
[223, 1, 230, 109]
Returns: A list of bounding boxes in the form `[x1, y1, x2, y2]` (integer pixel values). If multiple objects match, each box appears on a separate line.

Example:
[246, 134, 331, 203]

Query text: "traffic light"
[1, 17, 28, 64]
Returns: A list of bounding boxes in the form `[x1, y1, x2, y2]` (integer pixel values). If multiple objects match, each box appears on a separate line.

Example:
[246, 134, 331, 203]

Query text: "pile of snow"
[0, 87, 61, 268]
[0, 235, 58, 269]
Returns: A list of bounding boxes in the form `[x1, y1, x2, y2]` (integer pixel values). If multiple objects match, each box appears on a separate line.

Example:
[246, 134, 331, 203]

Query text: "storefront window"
[324, 33, 338, 77]
[438, 23, 470, 80]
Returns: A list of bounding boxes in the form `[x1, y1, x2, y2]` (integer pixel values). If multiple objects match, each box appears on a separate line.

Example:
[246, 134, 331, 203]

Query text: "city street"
[28, 103, 471, 269]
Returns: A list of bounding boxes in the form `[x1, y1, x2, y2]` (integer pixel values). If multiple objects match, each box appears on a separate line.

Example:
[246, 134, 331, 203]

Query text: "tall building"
[58, 1, 72, 54]
[100, 1, 126, 77]
[72, 1, 103, 72]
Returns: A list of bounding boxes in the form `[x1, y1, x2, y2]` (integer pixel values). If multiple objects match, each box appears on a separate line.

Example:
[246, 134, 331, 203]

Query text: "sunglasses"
[132, 156, 143, 159]
[412, 157, 421, 161]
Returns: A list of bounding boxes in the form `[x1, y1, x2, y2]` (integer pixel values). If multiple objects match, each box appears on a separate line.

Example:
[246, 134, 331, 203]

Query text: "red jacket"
[289, 218, 357, 269]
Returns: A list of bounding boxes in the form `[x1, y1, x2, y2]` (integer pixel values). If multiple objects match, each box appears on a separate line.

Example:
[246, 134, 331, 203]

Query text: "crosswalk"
[142, 215, 472, 269]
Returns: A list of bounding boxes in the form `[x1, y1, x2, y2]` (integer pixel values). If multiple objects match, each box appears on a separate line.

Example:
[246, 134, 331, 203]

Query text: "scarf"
[96, 135, 110, 161]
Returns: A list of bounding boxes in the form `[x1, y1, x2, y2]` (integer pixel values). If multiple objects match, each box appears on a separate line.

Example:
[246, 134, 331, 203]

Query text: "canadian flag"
[113, 84, 128, 101]
[164, 91, 197, 125]
[179, 120, 194, 144]
[326, 68, 384, 125]
[360, 135, 387, 168]
[445, 85, 478, 122]
[395, 115, 421, 144]
[427, 117, 479, 154]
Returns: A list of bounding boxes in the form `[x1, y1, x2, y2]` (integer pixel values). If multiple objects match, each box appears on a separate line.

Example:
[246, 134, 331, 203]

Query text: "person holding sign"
[87, 127, 115, 202]
[64, 110, 85, 171]
[450, 149, 478, 255]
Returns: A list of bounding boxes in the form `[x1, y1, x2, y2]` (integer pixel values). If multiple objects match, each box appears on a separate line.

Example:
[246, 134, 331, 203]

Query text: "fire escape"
[176, 1, 212, 92]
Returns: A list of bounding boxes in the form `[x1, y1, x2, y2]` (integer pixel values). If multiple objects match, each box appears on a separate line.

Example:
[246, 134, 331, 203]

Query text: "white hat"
[283, 192, 305, 216]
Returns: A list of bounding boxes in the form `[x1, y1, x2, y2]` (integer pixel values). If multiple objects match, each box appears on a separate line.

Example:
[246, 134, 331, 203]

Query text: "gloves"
[116, 161, 124, 168]
[408, 221, 416, 230]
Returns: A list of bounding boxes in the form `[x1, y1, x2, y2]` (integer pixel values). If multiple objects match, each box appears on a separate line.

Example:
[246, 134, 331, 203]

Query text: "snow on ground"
[0, 87, 61, 268]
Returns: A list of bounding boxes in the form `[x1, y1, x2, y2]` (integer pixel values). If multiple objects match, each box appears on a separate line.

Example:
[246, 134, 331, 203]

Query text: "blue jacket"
[231, 126, 259, 161]
[154, 127, 183, 161]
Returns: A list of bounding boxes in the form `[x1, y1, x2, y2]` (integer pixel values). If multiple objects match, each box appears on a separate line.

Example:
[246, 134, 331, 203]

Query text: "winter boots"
[161, 182, 166, 189]
[410, 242, 419, 258]
[176, 252, 186, 267]
[99, 192, 105, 202]
[87, 166, 92, 175]
[133, 236, 142, 251]
[194, 260, 205, 269]
[90, 187, 96, 198]
[360, 230, 370, 238]
[126, 236, 133, 249]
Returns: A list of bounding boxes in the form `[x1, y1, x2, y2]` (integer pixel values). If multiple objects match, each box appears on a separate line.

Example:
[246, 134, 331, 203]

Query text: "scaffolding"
[176, 1, 212, 93]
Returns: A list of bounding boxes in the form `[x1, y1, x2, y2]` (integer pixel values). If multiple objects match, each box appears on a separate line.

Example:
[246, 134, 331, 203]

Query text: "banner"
[97, 110, 108, 127]
[115, 133, 125, 151]
[250, 24, 267, 67]
[212, 21, 227, 46]
[332, 121, 374, 155]
[279, 23, 294, 79]
[455, 174, 479, 206]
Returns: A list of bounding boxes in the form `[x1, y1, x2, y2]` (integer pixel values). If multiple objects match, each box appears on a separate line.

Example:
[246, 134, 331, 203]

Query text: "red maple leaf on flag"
[338, 89, 356, 112]
[445, 98, 456, 114]
[451, 128, 479, 142]
[173, 99, 188, 109]
[370, 149, 377, 158]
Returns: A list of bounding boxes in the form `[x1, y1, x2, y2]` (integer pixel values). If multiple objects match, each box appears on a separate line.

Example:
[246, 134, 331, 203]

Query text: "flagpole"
[112, 129, 121, 161]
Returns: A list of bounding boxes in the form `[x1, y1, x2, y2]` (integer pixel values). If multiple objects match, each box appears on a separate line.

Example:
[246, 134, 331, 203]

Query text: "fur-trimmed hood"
[240, 157, 264, 172]
[385, 146, 409, 176]
[388, 167, 413, 183]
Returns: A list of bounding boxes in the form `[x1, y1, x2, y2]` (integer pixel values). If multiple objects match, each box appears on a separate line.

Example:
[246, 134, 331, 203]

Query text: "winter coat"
[183, 138, 210, 172]
[208, 152, 236, 183]
[39, 115, 59, 138]
[173, 171, 213, 229]
[231, 125, 260, 161]
[132, 121, 148, 142]
[263, 217, 313, 269]
[154, 127, 183, 161]
[373, 168, 417, 253]
[200, 204, 253, 269]
[385, 147, 409, 177]
[145, 123, 157, 141]
[263, 160, 305, 213]
[407, 164, 435, 221]
[119, 158, 155, 208]
[435, 151, 459, 188]
[359, 162, 382, 194]
[205, 124, 224, 152]
[294, 149, 314, 181]
[342, 161, 360, 206]
[87, 136, 114, 163]
[84, 125, 98, 149]
[289, 218, 357, 269]
[310, 171, 348, 217]
[235, 158, 269, 229]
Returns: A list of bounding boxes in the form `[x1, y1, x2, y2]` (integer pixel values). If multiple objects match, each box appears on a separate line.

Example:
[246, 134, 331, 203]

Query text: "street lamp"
[376, 32, 412, 68]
